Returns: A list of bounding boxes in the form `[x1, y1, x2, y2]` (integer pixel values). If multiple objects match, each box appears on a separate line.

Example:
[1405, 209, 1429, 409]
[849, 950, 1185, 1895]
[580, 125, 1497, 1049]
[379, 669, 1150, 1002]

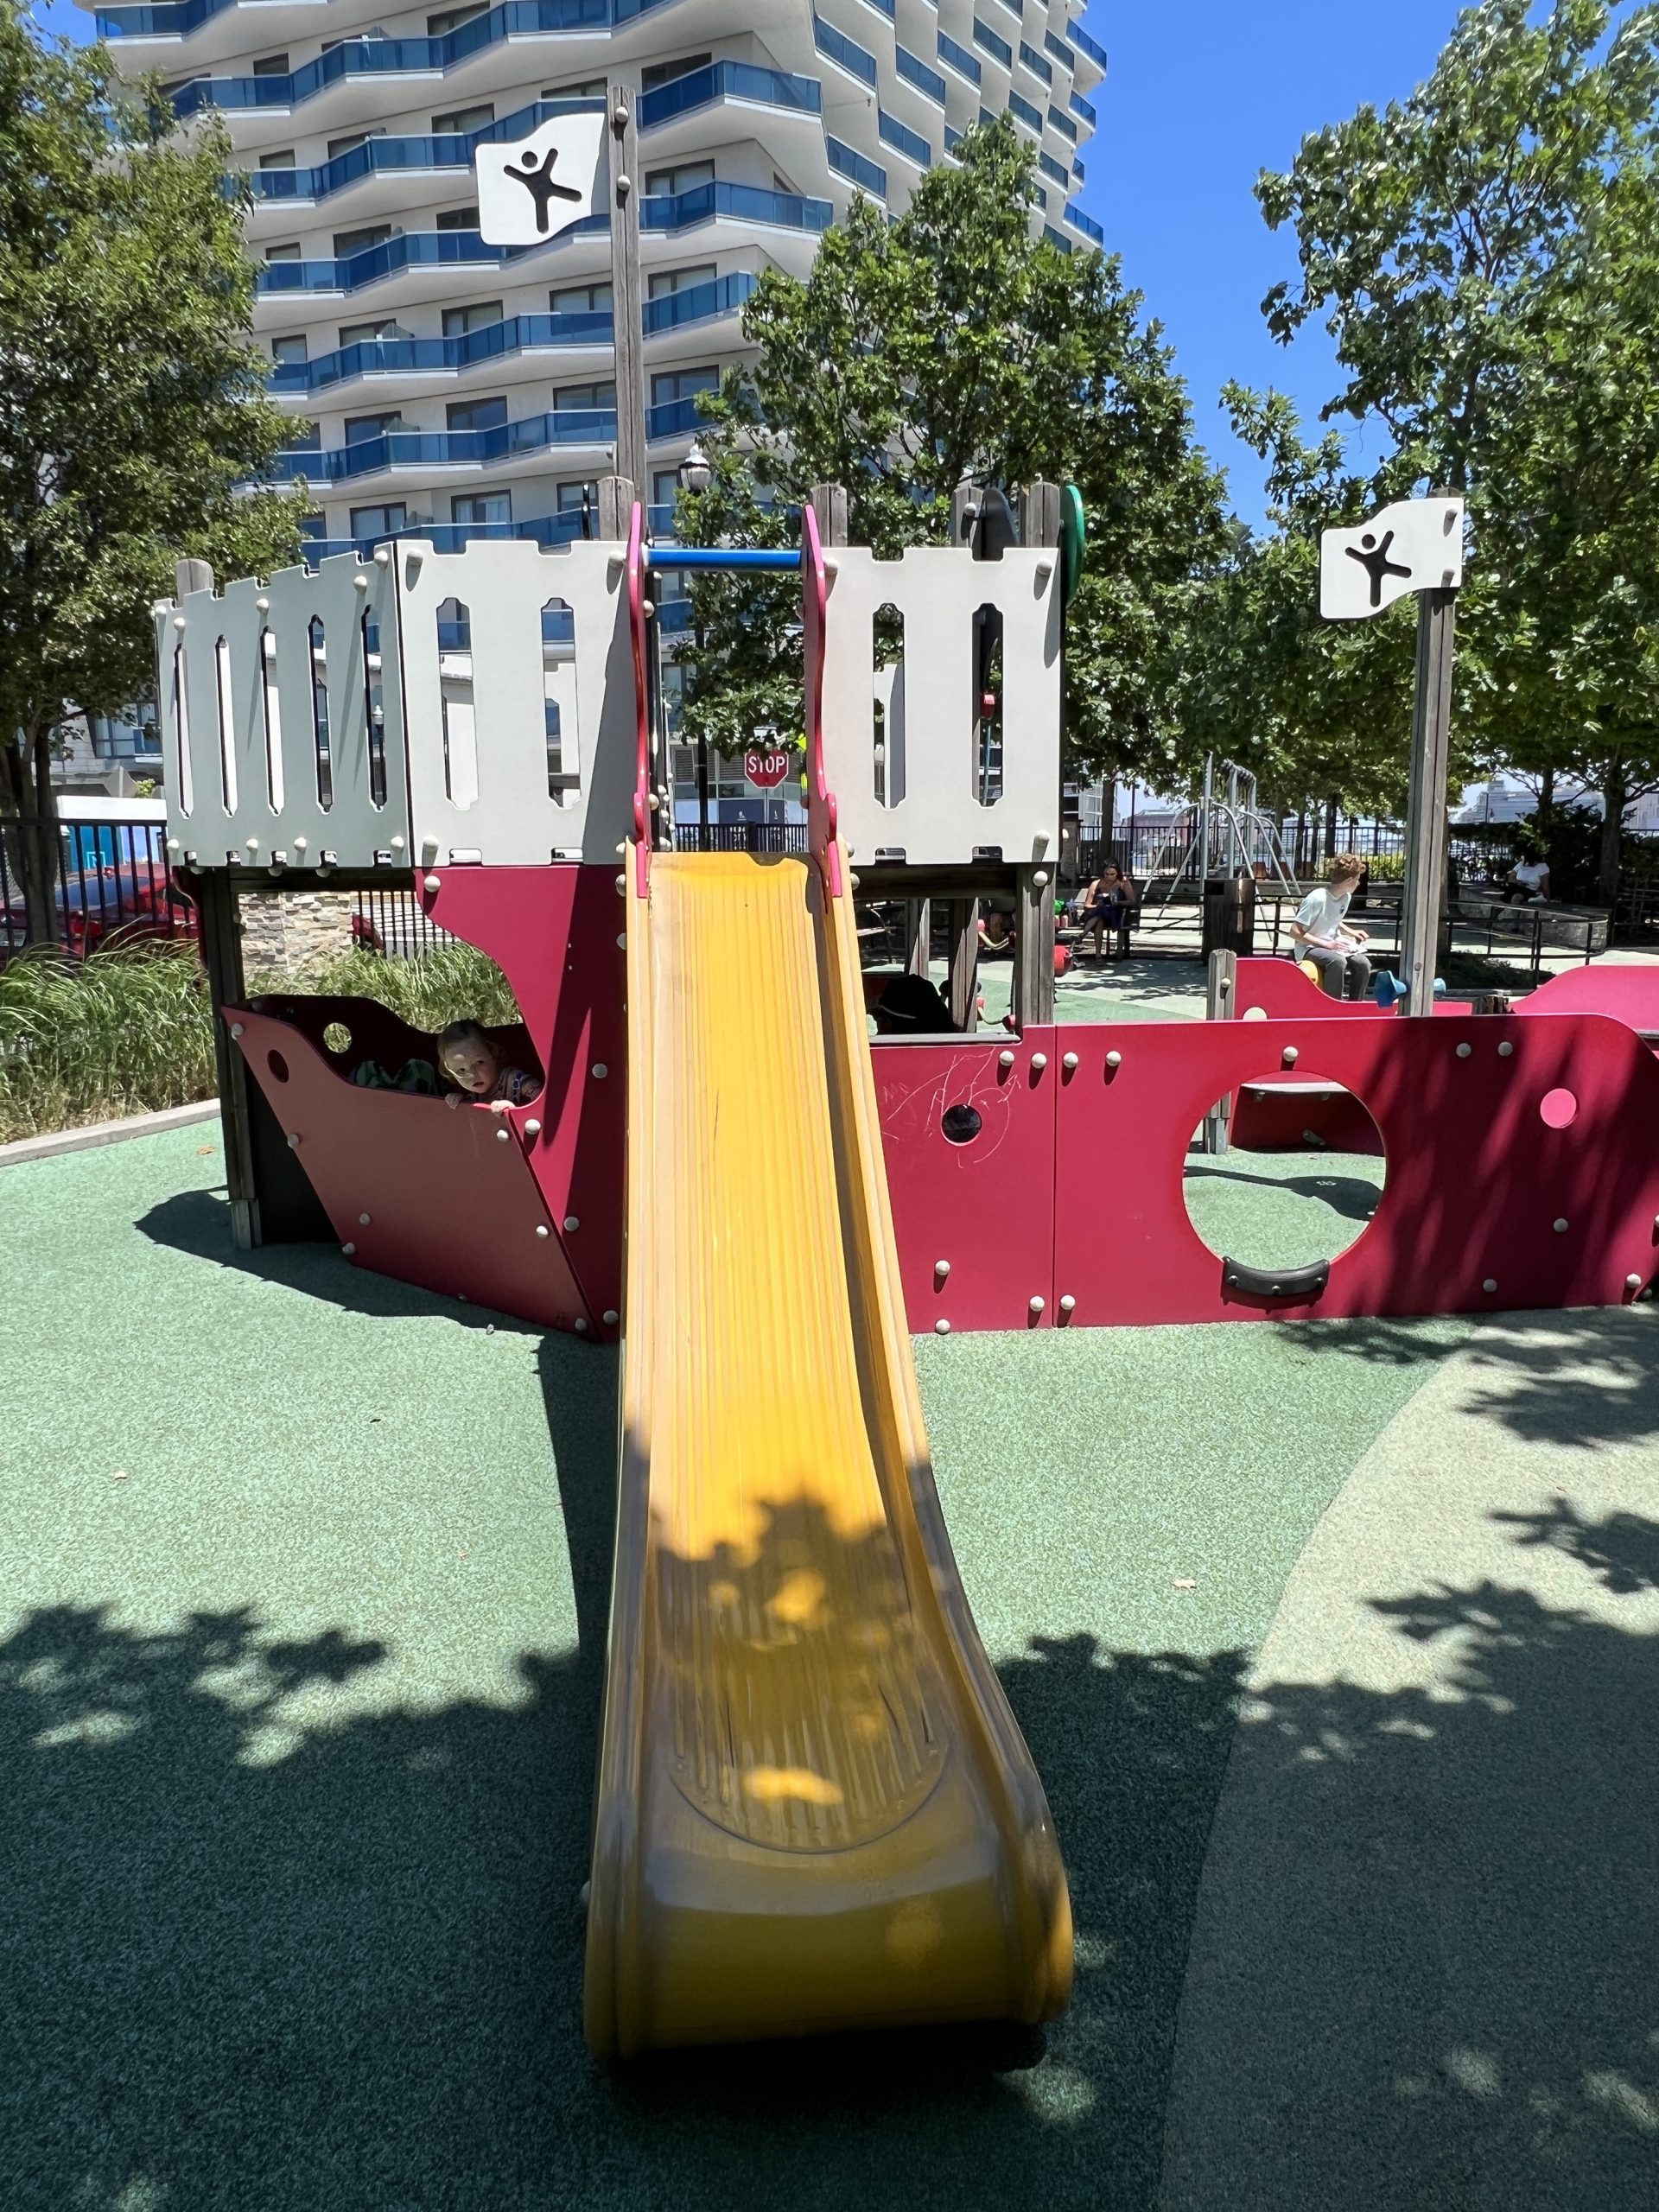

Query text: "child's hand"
[488, 1097, 513, 1116]
[444, 1091, 461, 1110]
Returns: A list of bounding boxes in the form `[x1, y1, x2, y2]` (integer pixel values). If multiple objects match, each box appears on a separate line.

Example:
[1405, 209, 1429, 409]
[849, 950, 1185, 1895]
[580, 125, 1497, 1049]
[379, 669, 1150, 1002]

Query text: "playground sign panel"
[476, 111, 606, 245]
[1319, 495, 1464, 620]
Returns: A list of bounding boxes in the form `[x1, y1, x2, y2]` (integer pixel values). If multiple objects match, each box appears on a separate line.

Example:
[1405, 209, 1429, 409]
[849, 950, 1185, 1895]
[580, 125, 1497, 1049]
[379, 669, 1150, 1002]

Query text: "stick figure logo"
[1344, 529, 1413, 608]
[504, 143, 582, 233]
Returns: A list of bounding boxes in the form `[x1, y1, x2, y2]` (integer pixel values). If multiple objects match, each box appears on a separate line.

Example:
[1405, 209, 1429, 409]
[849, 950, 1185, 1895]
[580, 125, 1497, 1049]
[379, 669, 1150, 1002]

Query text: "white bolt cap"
[1033, 869, 1049, 887]
[1497, 1040, 1514, 1057]
[255, 595, 269, 613]
[1029, 1295, 1046, 1313]
[166, 837, 181, 852]
[172, 613, 187, 631]
[1059, 1294, 1076, 1313]
[1106, 1050, 1122, 1070]
[616, 874, 627, 893]
[999, 1049, 1015, 1069]
[1483, 1278, 1498, 1294]
[934, 1318, 950, 1334]
[358, 1211, 371, 1226]
[524, 1117, 541, 1136]
[423, 874, 442, 893]
[536, 1224, 550, 1238]
[286, 1133, 300, 1149]
[603, 1310, 619, 1325]
[293, 836, 308, 852]
[1031, 1052, 1048, 1071]
[617, 934, 627, 950]
[230, 1022, 244, 1039]
[1281, 1046, 1299, 1068]
[1062, 1052, 1079, 1071]
[245, 837, 260, 852]
[1456, 1041, 1471, 1058]
[1554, 1217, 1569, 1233]
[563, 1215, 580, 1232]
[496, 1127, 511, 1142]
[592, 1063, 608, 1079]
[1627, 1273, 1643, 1291]
[353, 573, 369, 592]
[934, 1259, 950, 1277]
[342, 1242, 355, 1257]
[574, 1317, 588, 1332]
[391, 836, 405, 852]
[373, 545, 391, 566]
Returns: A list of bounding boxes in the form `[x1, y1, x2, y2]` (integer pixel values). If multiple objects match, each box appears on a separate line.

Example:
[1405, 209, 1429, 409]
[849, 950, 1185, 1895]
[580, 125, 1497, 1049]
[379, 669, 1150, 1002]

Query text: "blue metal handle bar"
[645, 547, 800, 571]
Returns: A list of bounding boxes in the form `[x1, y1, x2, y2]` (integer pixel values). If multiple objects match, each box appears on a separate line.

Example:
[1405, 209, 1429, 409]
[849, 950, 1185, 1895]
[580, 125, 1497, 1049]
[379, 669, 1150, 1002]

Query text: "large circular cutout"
[266, 1048, 289, 1084]
[942, 1103, 983, 1146]
[1185, 1071, 1387, 1272]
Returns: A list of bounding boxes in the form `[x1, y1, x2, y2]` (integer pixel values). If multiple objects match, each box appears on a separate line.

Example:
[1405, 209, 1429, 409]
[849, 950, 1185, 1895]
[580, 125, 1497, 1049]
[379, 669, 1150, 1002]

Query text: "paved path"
[1161, 1308, 1659, 2212]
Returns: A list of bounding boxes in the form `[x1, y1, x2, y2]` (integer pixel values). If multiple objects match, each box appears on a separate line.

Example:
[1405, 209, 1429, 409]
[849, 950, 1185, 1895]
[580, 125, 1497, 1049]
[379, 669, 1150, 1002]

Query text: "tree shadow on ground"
[4, 1515, 1655, 2210]
[1274, 1307, 1659, 1451]
[1185, 1164, 1382, 1226]
[1164, 1504, 1659, 2212]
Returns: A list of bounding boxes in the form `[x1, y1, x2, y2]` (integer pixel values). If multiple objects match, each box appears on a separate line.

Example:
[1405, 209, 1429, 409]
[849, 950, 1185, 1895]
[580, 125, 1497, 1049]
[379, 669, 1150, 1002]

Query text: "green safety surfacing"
[3, 1125, 1656, 2211]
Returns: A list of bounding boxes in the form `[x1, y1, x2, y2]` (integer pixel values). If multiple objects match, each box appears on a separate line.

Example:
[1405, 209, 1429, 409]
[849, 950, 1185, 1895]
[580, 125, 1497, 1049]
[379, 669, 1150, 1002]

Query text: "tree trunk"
[1324, 792, 1340, 863]
[1599, 760, 1626, 908]
[0, 728, 62, 948]
[1536, 766, 1555, 835]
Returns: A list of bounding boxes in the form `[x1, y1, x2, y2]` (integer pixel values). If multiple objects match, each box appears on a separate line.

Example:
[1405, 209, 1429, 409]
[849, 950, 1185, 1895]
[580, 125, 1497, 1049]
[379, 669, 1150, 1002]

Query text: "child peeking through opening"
[437, 1020, 543, 1113]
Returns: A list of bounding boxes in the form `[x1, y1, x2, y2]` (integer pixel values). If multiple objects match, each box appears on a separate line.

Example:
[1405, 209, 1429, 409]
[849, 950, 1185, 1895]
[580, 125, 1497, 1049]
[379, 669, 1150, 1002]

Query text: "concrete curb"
[0, 1097, 219, 1169]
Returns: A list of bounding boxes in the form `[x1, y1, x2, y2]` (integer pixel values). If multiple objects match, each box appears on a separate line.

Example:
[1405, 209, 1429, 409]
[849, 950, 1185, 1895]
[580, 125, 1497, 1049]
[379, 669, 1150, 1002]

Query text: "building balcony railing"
[259, 226, 537, 295]
[936, 30, 981, 86]
[1043, 29, 1076, 73]
[249, 99, 558, 201]
[104, 0, 660, 43]
[178, 54, 817, 130]
[1048, 103, 1077, 143]
[878, 111, 931, 169]
[894, 43, 947, 105]
[636, 59, 821, 127]
[267, 271, 753, 390]
[639, 180, 831, 234]
[271, 391, 707, 480]
[825, 134, 887, 198]
[1064, 201, 1104, 245]
[298, 499, 677, 566]
[1069, 20, 1109, 72]
[1070, 87, 1096, 126]
[812, 15, 877, 88]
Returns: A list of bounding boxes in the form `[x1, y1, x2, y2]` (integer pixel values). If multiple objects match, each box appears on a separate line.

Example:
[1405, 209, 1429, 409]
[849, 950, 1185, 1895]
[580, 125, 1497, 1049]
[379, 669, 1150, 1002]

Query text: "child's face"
[443, 1038, 499, 1095]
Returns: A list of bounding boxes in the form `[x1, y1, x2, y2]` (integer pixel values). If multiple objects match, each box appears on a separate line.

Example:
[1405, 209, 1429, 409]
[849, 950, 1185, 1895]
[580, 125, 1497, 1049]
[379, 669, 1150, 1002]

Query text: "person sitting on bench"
[1290, 855, 1372, 1000]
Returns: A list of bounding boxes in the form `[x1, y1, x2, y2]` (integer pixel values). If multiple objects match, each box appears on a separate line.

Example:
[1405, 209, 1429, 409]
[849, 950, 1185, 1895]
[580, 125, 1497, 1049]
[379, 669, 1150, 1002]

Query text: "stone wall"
[237, 888, 359, 978]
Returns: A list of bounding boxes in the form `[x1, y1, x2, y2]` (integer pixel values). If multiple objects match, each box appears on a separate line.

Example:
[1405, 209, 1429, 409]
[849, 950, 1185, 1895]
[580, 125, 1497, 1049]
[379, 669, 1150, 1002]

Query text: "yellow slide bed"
[584, 847, 1072, 2057]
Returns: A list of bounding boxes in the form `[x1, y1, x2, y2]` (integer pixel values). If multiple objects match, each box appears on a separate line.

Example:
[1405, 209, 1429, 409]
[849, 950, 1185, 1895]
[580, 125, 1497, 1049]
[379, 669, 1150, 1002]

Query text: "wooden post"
[606, 83, 645, 500]
[906, 899, 931, 977]
[1014, 868, 1055, 1027]
[194, 869, 261, 1251]
[1402, 586, 1458, 1014]
[1019, 480, 1062, 549]
[810, 482, 849, 547]
[595, 474, 637, 538]
[947, 897, 979, 1031]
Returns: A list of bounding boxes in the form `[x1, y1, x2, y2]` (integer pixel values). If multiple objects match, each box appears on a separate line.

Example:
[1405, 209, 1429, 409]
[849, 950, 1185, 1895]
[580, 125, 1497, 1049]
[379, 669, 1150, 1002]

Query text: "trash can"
[1202, 873, 1256, 958]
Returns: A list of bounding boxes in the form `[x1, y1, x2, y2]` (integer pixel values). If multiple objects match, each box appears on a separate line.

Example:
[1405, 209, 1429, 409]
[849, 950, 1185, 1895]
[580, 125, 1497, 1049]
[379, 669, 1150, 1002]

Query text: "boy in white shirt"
[1291, 855, 1372, 1000]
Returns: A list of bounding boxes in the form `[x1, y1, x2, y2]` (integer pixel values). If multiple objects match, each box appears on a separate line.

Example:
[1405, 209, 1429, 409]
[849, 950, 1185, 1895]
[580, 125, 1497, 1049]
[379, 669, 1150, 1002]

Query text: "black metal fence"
[673, 822, 809, 855]
[349, 885, 454, 958]
[1, 815, 192, 963]
[1077, 823, 1520, 891]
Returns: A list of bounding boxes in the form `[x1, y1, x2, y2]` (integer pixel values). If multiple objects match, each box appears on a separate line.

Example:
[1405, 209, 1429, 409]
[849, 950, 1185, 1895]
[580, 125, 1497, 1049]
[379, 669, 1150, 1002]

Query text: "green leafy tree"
[671, 120, 1229, 787]
[0, 8, 302, 936]
[1249, 0, 1659, 897]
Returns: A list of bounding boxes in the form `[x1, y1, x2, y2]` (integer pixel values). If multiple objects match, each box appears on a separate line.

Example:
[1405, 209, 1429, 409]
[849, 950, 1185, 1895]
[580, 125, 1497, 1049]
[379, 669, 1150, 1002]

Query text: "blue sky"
[1075, 1, 1474, 523]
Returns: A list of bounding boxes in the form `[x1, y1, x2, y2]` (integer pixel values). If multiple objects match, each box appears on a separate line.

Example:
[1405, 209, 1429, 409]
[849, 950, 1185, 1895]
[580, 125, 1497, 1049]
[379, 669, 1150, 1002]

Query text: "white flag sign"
[1319, 495, 1465, 621]
[476, 111, 606, 246]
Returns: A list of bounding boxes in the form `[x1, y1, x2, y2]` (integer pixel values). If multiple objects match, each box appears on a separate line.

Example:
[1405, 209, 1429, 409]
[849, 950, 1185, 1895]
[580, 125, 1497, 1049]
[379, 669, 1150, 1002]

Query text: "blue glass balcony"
[1065, 202, 1104, 245]
[258, 227, 518, 296]
[937, 31, 982, 86]
[1071, 21, 1109, 71]
[639, 181, 831, 234]
[813, 16, 878, 88]
[1048, 104, 1078, 143]
[1039, 150, 1068, 188]
[300, 510, 593, 564]
[895, 45, 947, 104]
[1070, 88, 1096, 127]
[1019, 41, 1052, 86]
[251, 99, 556, 202]
[637, 59, 820, 127]
[878, 111, 931, 168]
[1044, 29, 1077, 72]
[272, 409, 618, 478]
[105, 0, 658, 41]
[642, 270, 759, 330]
[1043, 225, 1072, 255]
[270, 313, 613, 394]
[1009, 91, 1043, 134]
[826, 136, 887, 198]
[972, 18, 1013, 68]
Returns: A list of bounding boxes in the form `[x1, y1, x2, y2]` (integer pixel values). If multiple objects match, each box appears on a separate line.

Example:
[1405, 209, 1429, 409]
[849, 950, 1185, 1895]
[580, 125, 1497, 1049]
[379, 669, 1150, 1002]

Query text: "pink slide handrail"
[626, 500, 652, 898]
[801, 502, 842, 899]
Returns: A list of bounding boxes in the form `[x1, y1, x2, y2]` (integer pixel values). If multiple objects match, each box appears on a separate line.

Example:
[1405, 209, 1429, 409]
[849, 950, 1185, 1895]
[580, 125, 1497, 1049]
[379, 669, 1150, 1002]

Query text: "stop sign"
[744, 749, 791, 790]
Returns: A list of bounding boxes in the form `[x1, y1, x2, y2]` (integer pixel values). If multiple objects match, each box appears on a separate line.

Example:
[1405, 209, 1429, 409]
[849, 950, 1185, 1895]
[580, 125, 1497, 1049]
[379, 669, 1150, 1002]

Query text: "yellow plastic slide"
[584, 846, 1072, 2057]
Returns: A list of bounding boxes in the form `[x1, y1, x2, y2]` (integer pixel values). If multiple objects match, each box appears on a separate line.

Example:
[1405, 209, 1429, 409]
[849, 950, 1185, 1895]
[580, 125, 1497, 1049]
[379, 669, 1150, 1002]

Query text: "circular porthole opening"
[1185, 1072, 1386, 1270]
[266, 1048, 290, 1084]
[942, 1103, 983, 1146]
[322, 1021, 353, 1055]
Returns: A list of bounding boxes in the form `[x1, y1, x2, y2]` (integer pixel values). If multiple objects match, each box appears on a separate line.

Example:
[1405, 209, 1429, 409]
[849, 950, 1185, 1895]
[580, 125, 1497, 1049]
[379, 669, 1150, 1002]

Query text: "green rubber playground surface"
[3, 1125, 1656, 2212]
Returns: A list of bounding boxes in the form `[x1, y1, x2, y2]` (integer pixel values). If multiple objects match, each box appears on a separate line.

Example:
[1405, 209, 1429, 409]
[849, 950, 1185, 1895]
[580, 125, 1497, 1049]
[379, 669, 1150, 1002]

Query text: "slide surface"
[585, 849, 1072, 2056]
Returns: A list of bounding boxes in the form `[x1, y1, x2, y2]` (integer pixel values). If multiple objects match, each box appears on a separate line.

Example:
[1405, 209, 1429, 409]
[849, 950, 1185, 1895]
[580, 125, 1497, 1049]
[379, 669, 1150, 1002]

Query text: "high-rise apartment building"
[84, 0, 1103, 559]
